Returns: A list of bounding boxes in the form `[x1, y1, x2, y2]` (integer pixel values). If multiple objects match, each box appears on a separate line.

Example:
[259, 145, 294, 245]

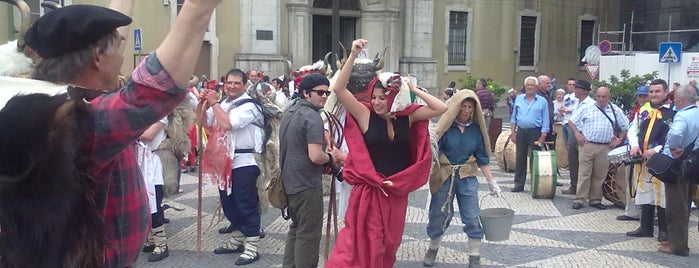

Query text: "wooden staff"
[195, 100, 208, 257]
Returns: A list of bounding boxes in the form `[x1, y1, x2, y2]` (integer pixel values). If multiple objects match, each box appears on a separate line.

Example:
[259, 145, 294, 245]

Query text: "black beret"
[297, 73, 330, 90]
[25, 5, 132, 58]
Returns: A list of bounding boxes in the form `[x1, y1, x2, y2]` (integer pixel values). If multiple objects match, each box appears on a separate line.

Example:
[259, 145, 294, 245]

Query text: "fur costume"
[0, 91, 104, 267]
[156, 101, 195, 197]
[0, 40, 32, 77]
[0, 0, 32, 78]
[428, 89, 490, 194]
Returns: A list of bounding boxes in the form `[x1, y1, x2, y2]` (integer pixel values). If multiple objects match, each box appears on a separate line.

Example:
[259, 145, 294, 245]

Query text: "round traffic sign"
[599, 40, 612, 54]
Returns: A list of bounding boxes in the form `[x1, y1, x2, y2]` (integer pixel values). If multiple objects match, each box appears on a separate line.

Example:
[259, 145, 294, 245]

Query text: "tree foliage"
[457, 76, 508, 103]
[594, 69, 658, 113]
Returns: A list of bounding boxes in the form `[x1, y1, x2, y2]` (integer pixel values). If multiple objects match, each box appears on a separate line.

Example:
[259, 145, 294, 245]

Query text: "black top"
[363, 112, 411, 176]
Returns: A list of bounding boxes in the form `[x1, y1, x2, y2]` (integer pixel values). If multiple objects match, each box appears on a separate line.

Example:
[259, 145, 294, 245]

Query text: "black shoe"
[234, 253, 260, 265]
[572, 202, 583, 209]
[259, 229, 266, 239]
[163, 218, 170, 224]
[142, 244, 155, 253]
[561, 187, 576, 195]
[556, 182, 564, 187]
[147, 246, 169, 262]
[626, 228, 653, 237]
[468, 255, 481, 268]
[213, 244, 244, 254]
[616, 215, 639, 221]
[422, 248, 438, 267]
[511, 186, 524, 192]
[218, 225, 234, 234]
[590, 203, 607, 210]
[657, 231, 668, 242]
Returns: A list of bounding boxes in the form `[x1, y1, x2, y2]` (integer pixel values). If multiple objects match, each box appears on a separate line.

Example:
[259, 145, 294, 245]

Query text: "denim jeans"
[426, 175, 483, 240]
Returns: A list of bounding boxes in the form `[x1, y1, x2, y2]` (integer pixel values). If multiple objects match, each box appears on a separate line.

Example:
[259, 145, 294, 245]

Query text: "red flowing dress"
[326, 105, 431, 268]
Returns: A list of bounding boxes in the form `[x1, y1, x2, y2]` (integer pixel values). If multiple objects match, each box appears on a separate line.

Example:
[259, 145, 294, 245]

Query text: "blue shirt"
[663, 105, 699, 158]
[439, 121, 490, 166]
[510, 94, 550, 133]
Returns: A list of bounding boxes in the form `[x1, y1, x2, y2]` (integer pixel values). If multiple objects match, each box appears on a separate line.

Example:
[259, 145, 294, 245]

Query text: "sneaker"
[572, 202, 583, 209]
[422, 248, 438, 267]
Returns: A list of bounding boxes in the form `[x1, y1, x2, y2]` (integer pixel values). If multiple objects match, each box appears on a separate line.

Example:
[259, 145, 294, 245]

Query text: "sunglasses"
[311, 89, 331, 96]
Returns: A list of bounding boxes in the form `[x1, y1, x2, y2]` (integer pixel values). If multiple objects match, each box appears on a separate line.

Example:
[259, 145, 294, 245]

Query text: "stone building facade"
[2, 0, 623, 91]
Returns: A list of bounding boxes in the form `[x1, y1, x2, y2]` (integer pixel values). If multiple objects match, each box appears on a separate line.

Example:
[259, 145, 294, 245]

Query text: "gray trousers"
[282, 187, 323, 268]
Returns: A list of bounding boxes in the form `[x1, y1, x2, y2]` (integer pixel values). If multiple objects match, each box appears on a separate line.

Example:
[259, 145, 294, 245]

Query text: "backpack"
[232, 98, 287, 218]
[232, 98, 279, 150]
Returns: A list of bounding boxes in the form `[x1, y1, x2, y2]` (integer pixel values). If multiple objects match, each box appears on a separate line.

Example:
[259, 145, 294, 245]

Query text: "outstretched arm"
[155, 0, 222, 88]
[333, 39, 370, 132]
[408, 81, 447, 124]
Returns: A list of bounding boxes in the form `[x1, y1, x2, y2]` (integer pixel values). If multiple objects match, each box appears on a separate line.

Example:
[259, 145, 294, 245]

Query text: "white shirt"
[561, 92, 579, 124]
[206, 93, 264, 169]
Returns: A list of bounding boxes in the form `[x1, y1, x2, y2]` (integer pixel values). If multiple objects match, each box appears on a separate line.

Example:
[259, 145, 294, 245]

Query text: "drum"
[531, 146, 557, 199]
[603, 163, 626, 208]
[495, 130, 516, 172]
[606, 146, 631, 164]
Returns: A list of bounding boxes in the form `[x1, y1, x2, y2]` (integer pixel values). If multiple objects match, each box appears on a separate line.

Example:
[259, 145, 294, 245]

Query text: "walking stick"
[195, 100, 208, 258]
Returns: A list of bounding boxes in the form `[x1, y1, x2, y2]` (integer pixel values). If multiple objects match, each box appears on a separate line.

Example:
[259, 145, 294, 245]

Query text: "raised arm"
[333, 39, 370, 130]
[408, 81, 447, 124]
[155, 0, 222, 88]
[109, 0, 135, 40]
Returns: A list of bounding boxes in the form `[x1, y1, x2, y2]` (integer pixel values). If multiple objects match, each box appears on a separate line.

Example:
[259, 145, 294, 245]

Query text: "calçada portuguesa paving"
[135, 162, 698, 268]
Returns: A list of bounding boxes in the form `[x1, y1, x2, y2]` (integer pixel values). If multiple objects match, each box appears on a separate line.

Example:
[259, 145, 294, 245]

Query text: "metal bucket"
[479, 195, 514, 242]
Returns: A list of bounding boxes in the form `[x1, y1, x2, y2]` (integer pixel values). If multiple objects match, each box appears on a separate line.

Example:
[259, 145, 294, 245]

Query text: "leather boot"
[148, 225, 169, 262]
[235, 236, 260, 265]
[626, 204, 654, 237]
[657, 206, 668, 242]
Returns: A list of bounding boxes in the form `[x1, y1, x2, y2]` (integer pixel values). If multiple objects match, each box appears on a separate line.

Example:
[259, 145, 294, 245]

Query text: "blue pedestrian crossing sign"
[134, 28, 142, 51]
[659, 42, 681, 63]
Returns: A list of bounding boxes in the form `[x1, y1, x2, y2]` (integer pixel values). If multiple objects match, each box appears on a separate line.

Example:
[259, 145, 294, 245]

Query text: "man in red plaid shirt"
[0, 1, 225, 267]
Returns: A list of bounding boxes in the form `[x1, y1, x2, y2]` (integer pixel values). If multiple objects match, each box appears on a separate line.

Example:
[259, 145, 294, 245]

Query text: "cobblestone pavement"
[134, 161, 699, 268]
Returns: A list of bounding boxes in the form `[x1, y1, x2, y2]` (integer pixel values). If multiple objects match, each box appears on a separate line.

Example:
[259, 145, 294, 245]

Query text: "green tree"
[594, 69, 658, 113]
[457, 76, 508, 103]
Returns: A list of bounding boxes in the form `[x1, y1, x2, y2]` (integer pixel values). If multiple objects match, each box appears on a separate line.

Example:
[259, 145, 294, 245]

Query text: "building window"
[519, 16, 537, 67]
[448, 11, 468, 66]
[579, 20, 595, 65]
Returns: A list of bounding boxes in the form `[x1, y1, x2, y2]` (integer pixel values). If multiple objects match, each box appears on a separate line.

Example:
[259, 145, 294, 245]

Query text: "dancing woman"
[325, 39, 447, 268]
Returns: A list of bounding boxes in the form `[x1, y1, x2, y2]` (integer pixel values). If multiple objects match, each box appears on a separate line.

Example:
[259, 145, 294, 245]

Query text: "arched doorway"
[311, 0, 361, 62]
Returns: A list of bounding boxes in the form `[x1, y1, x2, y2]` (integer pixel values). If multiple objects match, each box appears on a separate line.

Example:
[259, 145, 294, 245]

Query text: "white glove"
[487, 180, 502, 197]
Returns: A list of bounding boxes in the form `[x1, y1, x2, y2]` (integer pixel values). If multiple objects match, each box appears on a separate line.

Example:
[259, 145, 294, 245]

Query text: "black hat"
[297, 73, 330, 90]
[25, 5, 132, 58]
[574, 79, 591, 91]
